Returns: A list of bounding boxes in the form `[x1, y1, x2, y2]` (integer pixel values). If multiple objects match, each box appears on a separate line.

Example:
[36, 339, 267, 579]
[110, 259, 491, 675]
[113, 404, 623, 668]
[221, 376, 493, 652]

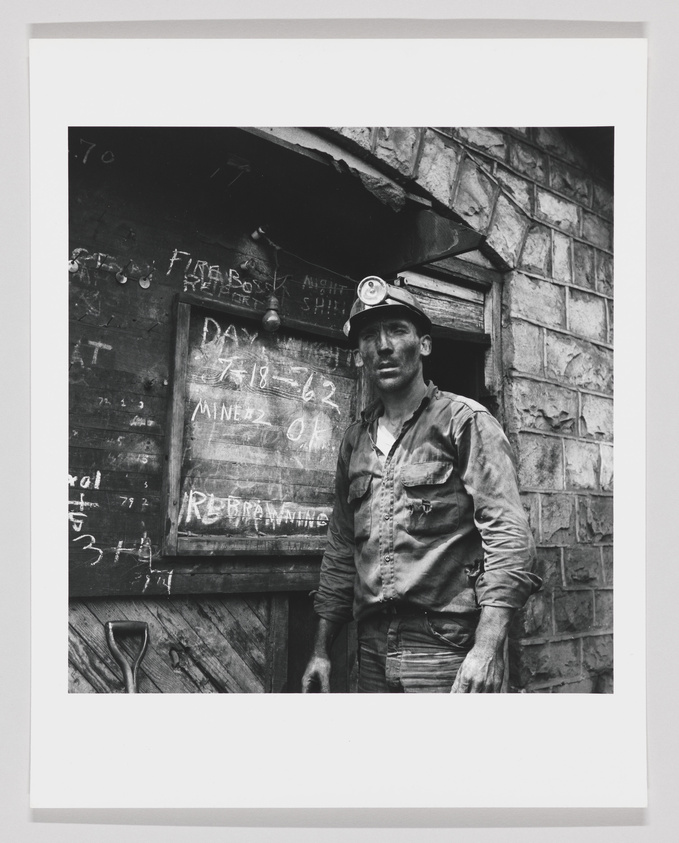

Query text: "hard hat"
[343, 276, 432, 345]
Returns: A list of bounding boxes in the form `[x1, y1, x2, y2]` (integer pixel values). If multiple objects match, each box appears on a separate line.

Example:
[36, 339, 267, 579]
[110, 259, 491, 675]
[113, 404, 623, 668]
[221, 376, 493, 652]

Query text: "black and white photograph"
[27, 35, 648, 812]
[67, 125, 615, 696]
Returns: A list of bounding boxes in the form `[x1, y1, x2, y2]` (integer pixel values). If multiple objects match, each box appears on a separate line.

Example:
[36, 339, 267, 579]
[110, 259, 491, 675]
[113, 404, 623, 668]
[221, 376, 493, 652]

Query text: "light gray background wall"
[2, 2, 674, 840]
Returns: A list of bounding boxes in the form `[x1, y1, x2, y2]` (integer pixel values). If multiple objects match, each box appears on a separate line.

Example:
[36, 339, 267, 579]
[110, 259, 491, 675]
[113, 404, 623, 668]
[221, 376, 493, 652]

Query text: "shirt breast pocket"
[401, 461, 459, 537]
[348, 474, 372, 544]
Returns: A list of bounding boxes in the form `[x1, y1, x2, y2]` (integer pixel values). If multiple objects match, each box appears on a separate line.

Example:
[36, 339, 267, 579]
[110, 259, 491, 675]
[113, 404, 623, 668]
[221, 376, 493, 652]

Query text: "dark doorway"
[424, 333, 491, 408]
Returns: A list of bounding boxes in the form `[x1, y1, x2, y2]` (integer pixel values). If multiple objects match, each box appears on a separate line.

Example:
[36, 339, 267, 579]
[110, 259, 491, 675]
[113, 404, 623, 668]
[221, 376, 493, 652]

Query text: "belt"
[378, 601, 425, 616]
[375, 602, 480, 623]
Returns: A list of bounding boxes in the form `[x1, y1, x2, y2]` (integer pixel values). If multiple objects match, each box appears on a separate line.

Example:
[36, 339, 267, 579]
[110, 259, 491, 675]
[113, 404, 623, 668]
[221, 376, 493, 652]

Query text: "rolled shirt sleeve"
[455, 408, 541, 609]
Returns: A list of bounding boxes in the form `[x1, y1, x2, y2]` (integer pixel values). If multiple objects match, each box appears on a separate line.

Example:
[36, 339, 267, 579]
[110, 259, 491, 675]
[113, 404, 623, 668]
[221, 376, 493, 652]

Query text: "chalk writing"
[167, 249, 191, 274]
[72, 533, 104, 566]
[87, 341, 112, 365]
[276, 334, 351, 372]
[285, 414, 333, 450]
[200, 316, 259, 350]
[74, 289, 101, 318]
[69, 492, 99, 512]
[301, 295, 350, 319]
[70, 341, 85, 369]
[68, 471, 102, 489]
[113, 540, 126, 565]
[191, 399, 272, 426]
[118, 496, 150, 510]
[171, 304, 358, 550]
[142, 570, 173, 595]
[70, 248, 156, 289]
[166, 248, 355, 333]
[69, 512, 87, 533]
[322, 379, 339, 414]
[68, 465, 105, 566]
[71, 340, 112, 368]
[115, 398, 145, 409]
[301, 274, 348, 297]
[179, 488, 330, 534]
[200, 315, 352, 370]
[79, 138, 115, 165]
[196, 317, 343, 414]
[129, 415, 158, 430]
[167, 248, 286, 305]
[187, 314, 354, 459]
[89, 532, 173, 594]
[139, 532, 173, 595]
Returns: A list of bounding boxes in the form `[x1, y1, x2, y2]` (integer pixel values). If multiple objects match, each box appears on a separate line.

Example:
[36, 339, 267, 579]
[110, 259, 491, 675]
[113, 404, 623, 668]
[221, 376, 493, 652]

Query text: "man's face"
[356, 315, 432, 393]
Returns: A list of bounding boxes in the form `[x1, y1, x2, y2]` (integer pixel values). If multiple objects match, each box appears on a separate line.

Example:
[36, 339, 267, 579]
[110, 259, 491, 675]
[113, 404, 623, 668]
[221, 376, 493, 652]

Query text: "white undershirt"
[375, 418, 397, 458]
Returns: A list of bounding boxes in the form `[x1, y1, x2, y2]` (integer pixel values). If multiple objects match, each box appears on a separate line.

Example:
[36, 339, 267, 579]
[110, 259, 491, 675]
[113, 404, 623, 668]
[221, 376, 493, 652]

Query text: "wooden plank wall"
[70, 592, 355, 694]
[69, 595, 275, 693]
[68, 126, 354, 598]
[67, 128, 360, 693]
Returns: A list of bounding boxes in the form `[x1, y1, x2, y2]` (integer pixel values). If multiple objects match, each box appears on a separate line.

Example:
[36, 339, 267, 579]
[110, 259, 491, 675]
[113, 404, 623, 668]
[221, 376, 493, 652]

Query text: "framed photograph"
[30, 36, 647, 810]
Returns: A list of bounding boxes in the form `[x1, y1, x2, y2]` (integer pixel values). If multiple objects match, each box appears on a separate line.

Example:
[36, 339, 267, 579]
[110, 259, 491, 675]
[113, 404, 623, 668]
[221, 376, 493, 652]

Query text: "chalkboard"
[163, 297, 358, 556]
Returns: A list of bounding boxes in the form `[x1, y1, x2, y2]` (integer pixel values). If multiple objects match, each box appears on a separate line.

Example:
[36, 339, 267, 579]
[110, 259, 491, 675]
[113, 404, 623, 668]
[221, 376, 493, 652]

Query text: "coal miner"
[302, 276, 541, 693]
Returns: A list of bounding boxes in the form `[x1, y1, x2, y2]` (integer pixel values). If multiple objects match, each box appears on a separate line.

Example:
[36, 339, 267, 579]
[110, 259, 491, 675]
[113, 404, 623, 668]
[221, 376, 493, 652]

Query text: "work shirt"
[314, 382, 541, 624]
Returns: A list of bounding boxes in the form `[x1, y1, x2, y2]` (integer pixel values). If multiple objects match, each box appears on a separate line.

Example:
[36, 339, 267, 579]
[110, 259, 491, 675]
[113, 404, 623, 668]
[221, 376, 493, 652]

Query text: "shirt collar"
[361, 381, 439, 426]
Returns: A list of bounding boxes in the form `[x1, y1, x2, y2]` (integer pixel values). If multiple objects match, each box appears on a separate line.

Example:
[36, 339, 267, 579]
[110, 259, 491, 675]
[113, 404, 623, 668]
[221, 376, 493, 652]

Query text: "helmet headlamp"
[343, 274, 432, 344]
[357, 276, 388, 306]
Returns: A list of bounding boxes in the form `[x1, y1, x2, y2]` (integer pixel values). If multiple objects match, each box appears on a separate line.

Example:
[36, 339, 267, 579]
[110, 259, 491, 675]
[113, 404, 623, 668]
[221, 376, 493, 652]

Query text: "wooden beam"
[175, 536, 328, 557]
[397, 270, 485, 303]
[70, 558, 322, 598]
[377, 209, 485, 276]
[162, 301, 191, 556]
[177, 292, 350, 345]
[265, 595, 289, 693]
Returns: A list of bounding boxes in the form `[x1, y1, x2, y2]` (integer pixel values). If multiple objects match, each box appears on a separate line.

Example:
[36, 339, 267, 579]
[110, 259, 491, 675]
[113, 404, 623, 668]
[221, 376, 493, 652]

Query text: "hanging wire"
[261, 233, 358, 287]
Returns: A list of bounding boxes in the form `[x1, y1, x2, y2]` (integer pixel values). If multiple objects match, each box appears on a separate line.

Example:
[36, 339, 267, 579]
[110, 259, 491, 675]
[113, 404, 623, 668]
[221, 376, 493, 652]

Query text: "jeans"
[356, 610, 478, 693]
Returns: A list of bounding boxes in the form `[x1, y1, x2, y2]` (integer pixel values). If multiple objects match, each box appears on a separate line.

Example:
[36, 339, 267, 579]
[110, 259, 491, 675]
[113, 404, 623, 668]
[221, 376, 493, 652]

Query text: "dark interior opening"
[424, 333, 491, 409]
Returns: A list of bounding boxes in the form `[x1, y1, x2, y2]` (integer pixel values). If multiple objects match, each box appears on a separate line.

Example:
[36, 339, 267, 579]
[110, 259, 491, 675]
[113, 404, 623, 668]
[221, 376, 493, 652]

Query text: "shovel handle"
[105, 621, 149, 693]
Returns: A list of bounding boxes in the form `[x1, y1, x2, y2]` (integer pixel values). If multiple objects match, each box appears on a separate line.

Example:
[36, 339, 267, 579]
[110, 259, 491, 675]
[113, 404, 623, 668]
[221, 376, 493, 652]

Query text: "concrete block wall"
[328, 126, 614, 692]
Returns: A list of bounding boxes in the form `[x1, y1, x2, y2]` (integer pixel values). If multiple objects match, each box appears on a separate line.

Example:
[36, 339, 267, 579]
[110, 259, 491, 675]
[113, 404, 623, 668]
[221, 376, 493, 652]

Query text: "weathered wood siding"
[68, 592, 356, 693]
[69, 595, 274, 693]
[68, 127, 357, 599]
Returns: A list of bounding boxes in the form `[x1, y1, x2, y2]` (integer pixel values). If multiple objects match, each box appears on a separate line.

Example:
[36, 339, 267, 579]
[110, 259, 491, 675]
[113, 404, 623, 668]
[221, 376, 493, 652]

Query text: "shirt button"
[384, 512, 390, 521]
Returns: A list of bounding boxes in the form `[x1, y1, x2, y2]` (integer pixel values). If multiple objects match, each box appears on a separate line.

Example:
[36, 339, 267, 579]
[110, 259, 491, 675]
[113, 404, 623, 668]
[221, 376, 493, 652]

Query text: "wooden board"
[164, 300, 358, 556]
[67, 140, 359, 589]
[411, 285, 485, 334]
[69, 595, 273, 693]
[70, 556, 321, 598]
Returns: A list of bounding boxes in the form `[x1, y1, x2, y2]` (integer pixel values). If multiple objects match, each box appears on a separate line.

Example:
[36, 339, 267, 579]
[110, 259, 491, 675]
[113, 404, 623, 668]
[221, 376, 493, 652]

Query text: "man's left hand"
[450, 605, 514, 693]
[450, 644, 505, 693]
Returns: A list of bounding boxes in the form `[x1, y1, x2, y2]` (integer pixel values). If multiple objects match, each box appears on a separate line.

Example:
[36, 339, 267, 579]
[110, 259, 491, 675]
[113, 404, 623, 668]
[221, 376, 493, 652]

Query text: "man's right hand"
[301, 617, 343, 692]
[301, 655, 332, 693]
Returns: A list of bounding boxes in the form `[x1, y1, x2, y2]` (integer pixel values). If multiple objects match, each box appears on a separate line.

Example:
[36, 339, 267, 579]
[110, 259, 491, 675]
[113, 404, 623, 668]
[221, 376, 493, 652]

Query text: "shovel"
[105, 620, 149, 693]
